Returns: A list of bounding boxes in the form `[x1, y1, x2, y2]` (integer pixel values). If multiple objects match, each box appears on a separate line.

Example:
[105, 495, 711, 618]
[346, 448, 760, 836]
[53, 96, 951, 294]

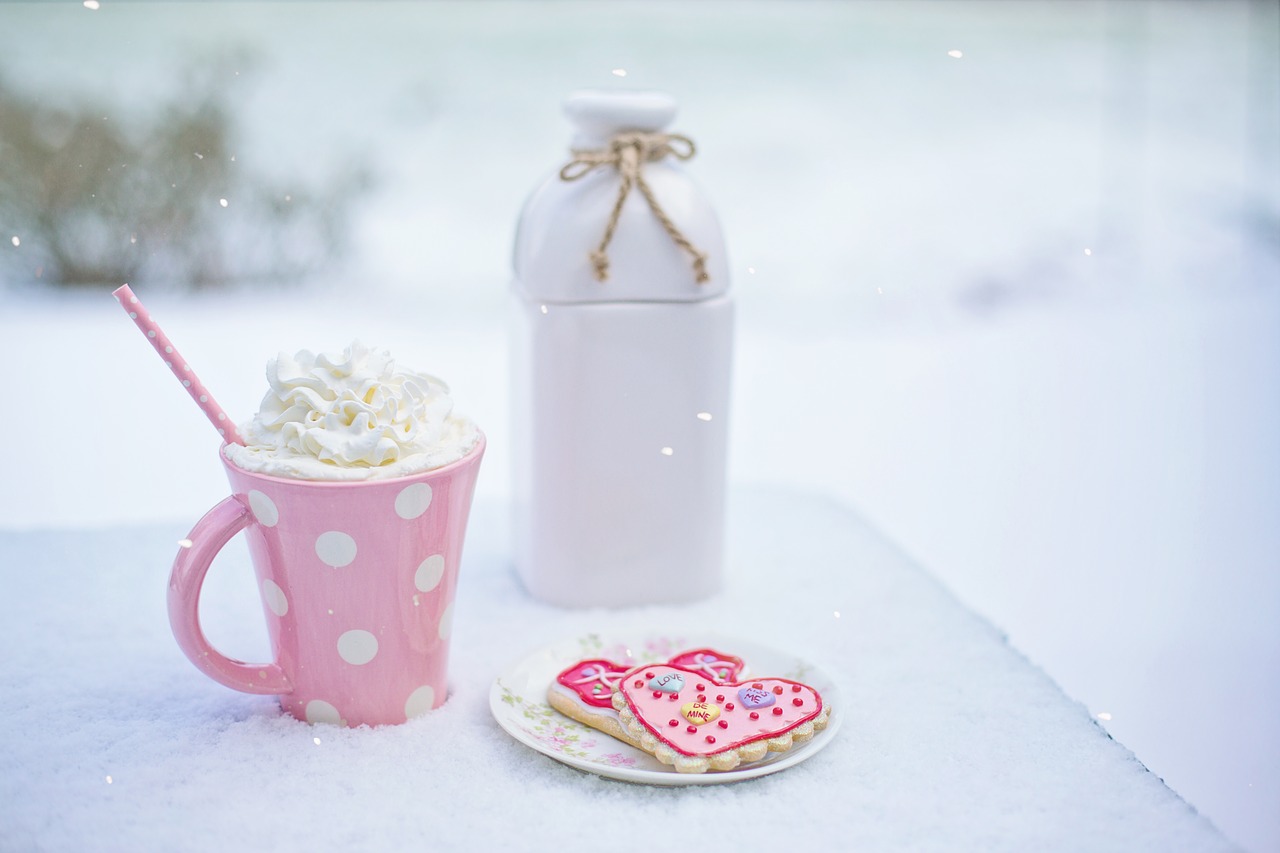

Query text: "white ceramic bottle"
[511, 90, 733, 607]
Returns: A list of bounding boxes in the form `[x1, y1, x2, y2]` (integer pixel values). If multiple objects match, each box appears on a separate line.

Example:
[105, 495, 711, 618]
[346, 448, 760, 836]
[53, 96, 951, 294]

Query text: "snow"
[1, 1, 1277, 850]
[0, 491, 1232, 851]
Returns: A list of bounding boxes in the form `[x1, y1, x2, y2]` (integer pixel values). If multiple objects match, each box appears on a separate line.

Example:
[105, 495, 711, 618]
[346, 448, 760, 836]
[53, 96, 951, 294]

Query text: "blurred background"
[1, 1, 1276, 849]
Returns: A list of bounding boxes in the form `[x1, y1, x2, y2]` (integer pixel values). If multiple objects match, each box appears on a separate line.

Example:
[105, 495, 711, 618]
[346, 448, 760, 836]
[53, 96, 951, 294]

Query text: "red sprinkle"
[705, 735, 716, 744]
[750, 711, 759, 720]
[791, 684, 802, 692]
[669, 693, 680, 701]
[696, 684, 706, 691]
[687, 725, 697, 734]
[697, 694, 707, 703]
[773, 686, 784, 695]
[793, 697, 804, 706]
[645, 672, 655, 679]
[725, 703, 735, 711]
[718, 720, 729, 729]
[752, 683, 763, 689]
[715, 694, 725, 702]
[669, 719, 679, 727]
[773, 707, 784, 716]
[633, 679, 643, 688]
[652, 691, 662, 699]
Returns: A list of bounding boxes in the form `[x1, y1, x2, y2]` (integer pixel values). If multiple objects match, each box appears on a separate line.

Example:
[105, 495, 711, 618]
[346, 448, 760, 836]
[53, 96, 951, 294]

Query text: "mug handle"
[168, 496, 293, 695]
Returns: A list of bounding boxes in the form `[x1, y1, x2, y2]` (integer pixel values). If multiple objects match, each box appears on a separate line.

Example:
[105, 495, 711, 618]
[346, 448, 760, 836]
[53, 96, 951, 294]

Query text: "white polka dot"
[305, 699, 341, 725]
[337, 629, 378, 665]
[247, 490, 278, 526]
[199, 395, 208, 403]
[182, 379, 191, 387]
[129, 311, 137, 318]
[262, 579, 288, 617]
[414, 554, 446, 592]
[147, 330, 156, 338]
[394, 483, 433, 519]
[315, 531, 356, 567]
[164, 346, 172, 353]
[404, 685, 437, 719]
[438, 603, 454, 640]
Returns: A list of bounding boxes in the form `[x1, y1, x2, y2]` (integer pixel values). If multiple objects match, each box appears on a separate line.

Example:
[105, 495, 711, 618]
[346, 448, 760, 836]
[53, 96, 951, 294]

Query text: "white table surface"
[0, 487, 1231, 852]
[2, 1, 1278, 847]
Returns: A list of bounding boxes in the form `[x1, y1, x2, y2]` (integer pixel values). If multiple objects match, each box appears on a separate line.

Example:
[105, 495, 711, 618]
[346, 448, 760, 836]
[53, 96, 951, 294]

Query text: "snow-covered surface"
[0, 490, 1232, 851]
[1, 1, 1277, 850]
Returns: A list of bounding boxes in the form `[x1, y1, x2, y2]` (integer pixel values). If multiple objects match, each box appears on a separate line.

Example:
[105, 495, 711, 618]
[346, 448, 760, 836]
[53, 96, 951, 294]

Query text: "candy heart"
[737, 685, 775, 709]
[648, 671, 685, 694]
[613, 664, 829, 774]
[681, 701, 720, 725]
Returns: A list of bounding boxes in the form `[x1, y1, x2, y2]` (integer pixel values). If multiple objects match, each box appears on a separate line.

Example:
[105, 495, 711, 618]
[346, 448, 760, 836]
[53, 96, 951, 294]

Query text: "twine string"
[559, 131, 709, 283]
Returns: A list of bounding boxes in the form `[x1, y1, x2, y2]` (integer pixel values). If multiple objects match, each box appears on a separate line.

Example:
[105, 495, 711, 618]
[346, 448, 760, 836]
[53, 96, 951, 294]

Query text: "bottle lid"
[564, 90, 678, 149]
[514, 90, 729, 303]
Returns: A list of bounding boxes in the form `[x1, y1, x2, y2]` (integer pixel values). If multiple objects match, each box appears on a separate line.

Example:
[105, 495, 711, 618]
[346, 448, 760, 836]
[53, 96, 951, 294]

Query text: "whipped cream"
[224, 342, 480, 481]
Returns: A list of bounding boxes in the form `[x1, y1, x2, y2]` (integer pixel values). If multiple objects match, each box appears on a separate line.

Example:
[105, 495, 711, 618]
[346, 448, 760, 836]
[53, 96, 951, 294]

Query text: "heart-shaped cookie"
[612, 664, 830, 773]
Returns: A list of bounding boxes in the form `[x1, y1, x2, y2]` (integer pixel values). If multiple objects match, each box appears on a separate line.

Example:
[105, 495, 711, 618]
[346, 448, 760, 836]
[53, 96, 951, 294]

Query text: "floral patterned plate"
[489, 632, 842, 786]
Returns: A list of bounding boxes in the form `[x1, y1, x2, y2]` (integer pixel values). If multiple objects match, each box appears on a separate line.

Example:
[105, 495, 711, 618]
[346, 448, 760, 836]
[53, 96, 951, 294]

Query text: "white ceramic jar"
[510, 90, 733, 607]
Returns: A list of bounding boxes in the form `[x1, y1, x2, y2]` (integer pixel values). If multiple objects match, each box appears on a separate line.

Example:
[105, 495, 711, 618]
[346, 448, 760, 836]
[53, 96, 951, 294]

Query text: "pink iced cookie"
[611, 664, 830, 774]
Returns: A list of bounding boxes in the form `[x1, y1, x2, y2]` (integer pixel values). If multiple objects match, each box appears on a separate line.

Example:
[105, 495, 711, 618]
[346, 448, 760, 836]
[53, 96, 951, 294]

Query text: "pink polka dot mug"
[167, 435, 485, 727]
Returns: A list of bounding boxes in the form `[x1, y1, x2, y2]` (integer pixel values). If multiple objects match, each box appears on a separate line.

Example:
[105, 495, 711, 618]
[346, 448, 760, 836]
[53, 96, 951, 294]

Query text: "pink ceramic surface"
[168, 435, 484, 727]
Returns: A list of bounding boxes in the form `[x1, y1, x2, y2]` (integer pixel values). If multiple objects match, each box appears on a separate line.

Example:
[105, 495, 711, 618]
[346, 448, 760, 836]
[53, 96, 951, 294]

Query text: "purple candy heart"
[738, 686, 775, 709]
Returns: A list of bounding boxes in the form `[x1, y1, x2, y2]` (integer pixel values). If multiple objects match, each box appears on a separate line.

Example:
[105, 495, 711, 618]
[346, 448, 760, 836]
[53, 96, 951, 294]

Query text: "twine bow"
[559, 131, 709, 284]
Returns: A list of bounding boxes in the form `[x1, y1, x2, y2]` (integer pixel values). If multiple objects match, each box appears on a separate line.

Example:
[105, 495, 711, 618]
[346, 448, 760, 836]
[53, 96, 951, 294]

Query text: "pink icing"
[556, 659, 628, 708]
[618, 664, 823, 757]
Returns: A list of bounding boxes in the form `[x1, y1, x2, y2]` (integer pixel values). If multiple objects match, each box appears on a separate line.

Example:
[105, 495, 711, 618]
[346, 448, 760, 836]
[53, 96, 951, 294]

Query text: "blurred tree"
[0, 53, 372, 289]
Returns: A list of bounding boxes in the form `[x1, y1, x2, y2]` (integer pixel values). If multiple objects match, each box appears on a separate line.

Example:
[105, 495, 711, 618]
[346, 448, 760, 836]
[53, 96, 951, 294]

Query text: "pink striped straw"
[112, 284, 246, 446]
